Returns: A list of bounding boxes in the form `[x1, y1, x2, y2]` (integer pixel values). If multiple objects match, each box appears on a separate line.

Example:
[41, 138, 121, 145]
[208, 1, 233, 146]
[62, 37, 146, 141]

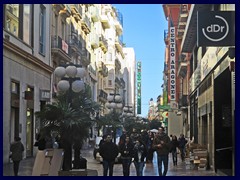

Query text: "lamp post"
[54, 63, 86, 171]
[105, 91, 123, 144]
[122, 105, 134, 119]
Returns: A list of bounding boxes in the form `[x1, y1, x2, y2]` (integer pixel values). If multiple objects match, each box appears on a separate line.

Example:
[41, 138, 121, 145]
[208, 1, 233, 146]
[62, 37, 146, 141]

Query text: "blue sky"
[113, 4, 168, 117]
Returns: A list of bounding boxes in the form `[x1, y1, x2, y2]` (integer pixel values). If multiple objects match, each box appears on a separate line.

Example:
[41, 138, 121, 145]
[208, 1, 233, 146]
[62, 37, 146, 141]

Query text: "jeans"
[179, 147, 186, 161]
[172, 149, 177, 165]
[157, 155, 169, 176]
[121, 158, 132, 176]
[133, 161, 145, 176]
[102, 160, 115, 176]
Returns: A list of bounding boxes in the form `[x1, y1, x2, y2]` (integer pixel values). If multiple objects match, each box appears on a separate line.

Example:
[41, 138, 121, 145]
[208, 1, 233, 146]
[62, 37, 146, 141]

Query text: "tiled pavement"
[3, 148, 218, 176]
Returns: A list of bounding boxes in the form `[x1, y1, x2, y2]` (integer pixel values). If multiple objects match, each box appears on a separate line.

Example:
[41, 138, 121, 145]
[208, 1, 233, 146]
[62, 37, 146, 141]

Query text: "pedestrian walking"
[132, 138, 147, 176]
[99, 135, 119, 176]
[153, 127, 171, 176]
[119, 136, 134, 176]
[119, 130, 127, 146]
[146, 131, 154, 163]
[10, 136, 24, 176]
[170, 135, 179, 166]
[178, 134, 187, 162]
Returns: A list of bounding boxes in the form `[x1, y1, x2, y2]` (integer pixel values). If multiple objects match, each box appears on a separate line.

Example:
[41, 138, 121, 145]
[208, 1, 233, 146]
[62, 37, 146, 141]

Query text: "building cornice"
[3, 39, 54, 74]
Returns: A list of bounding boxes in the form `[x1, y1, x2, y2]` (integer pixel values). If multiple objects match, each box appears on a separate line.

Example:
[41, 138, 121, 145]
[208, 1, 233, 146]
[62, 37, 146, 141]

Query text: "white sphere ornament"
[106, 102, 111, 109]
[115, 95, 122, 102]
[54, 67, 66, 78]
[123, 107, 128, 111]
[76, 67, 86, 78]
[57, 80, 70, 91]
[107, 95, 114, 102]
[66, 66, 77, 78]
[127, 113, 132, 117]
[72, 80, 85, 92]
[116, 103, 123, 109]
[110, 102, 116, 109]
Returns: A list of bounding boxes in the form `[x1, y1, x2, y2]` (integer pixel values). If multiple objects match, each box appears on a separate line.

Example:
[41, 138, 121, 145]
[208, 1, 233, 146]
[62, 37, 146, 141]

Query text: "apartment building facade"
[3, 4, 136, 164]
[3, 4, 53, 163]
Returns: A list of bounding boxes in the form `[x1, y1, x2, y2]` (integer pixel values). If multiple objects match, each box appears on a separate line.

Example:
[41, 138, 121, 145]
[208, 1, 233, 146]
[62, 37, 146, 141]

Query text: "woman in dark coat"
[119, 136, 134, 176]
[170, 135, 179, 166]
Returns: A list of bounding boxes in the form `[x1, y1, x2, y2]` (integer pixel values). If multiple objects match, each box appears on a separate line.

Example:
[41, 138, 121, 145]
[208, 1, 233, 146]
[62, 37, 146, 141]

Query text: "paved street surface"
[3, 147, 218, 176]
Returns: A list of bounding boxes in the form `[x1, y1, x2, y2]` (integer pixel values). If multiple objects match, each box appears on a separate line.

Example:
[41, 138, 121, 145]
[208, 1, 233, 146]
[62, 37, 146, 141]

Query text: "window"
[4, 4, 33, 45]
[11, 81, 19, 94]
[23, 4, 32, 45]
[61, 21, 65, 39]
[39, 4, 46, 55]
[55, 14, 58, 36]
[5, 4, 19, 36]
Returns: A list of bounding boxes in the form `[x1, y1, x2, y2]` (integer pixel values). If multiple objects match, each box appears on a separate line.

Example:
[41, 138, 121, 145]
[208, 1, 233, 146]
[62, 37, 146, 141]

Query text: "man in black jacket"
[99, 135, 119, 176]
[153, 127, 171, 176]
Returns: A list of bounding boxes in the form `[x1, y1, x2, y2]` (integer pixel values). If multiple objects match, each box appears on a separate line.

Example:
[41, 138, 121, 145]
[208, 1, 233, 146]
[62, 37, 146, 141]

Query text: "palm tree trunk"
[62, 140, 72, 171]
[73, 141, 82, 169]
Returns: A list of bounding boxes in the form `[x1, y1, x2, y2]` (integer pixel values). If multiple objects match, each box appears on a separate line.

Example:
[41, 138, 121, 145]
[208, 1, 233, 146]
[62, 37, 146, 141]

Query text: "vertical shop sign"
[137, 61, 141, 114]
[170, 27, 176, 101]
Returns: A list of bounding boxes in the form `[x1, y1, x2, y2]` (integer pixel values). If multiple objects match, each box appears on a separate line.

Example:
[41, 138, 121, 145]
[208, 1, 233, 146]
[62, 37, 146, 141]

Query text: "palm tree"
[97, 110, 122, 144]
[35, 90, 100, 170]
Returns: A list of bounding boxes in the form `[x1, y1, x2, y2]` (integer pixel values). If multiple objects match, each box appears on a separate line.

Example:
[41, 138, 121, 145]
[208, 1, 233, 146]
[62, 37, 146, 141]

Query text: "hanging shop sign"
[40, 89, 51, 101]
[162, 111, 168, 118]
[170, 27, 176, 101]
[197, 11, 235, 46]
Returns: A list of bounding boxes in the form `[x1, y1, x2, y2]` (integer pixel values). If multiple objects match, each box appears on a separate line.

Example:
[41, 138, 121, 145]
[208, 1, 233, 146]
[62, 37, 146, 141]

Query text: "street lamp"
[54, 63, 86, 171]
[105, 91, 123, 143]
[122, 105, 134, 118]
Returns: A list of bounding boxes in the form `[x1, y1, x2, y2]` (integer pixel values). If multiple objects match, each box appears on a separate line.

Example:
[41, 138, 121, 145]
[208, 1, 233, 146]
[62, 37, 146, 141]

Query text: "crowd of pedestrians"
[97, 127, 189, 176]
[11, 127, 188, 176]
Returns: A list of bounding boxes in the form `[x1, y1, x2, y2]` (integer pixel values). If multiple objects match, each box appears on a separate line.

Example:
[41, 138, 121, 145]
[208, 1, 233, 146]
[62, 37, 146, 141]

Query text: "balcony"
[100, 12, 110, 29]
[177, 4, 189, 38]
[99, 35, 108, 53]
[81, 16, 91, 34]
[81, 49, 91, 66]
[90, 33, 99, 49]
[51, 35, 71, 62]
[98, 89, 108, 102]
[115, 77, 122, 88]
[164, 29, 169, 45]
[115, 38, 124, 58]
[98, 61, 108, 77]
[177, 53, 187, 78]
[179, 95, 188, 108]
[88, 64, 97, 81]
[114, 9, 123, 36]
[90, 6, 99, 22]
[52, 4, 65, 13]
[70, 4, 82, 22]
[115, 58, 121, 71]
[68, 34, 82, 56]
[59, 4, 71, 19]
